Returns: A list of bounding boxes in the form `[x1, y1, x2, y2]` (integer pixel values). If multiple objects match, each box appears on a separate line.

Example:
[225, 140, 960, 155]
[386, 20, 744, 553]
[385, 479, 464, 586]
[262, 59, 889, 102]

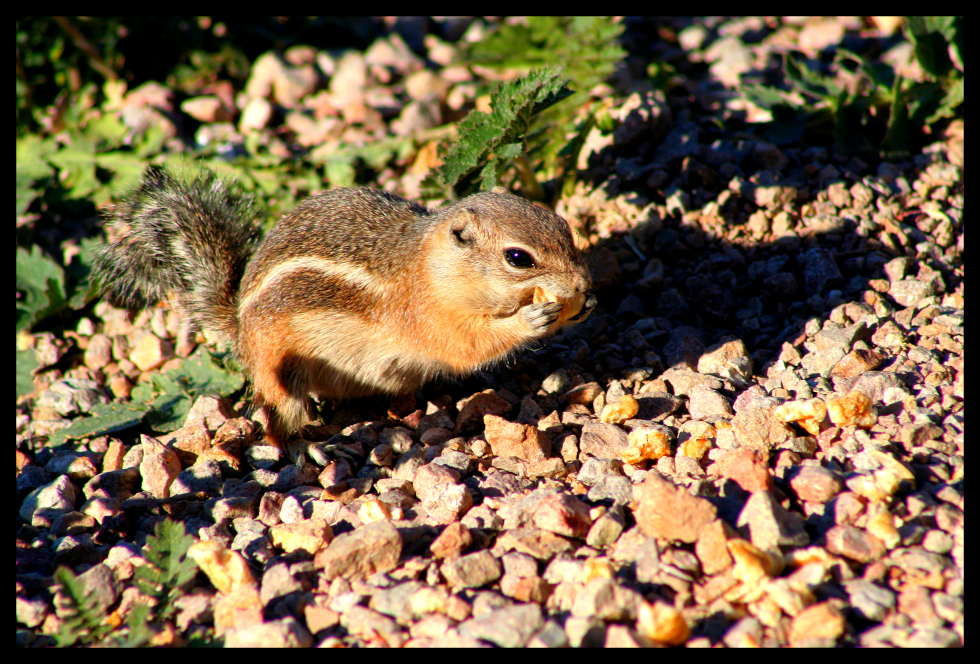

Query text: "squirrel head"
[426, 192, 593, 329]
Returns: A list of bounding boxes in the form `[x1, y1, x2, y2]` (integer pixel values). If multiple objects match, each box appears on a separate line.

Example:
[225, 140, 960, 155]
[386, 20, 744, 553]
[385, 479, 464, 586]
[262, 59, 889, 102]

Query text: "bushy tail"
[94, 167, 262, 342]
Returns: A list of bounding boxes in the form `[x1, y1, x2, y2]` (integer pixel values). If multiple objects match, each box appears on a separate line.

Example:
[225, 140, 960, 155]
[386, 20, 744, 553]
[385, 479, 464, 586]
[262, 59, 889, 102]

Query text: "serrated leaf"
[88, 113, 129, 147]
[94, 151, 146, 197]
[53, 566, 115, 647]
[136, 519, 198, 621]
[784, 53, 840, 102]
[430, 66, 571, 196]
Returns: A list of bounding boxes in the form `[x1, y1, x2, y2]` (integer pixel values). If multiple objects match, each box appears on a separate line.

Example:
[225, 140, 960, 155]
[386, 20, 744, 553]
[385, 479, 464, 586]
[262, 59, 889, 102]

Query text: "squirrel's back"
[241, 187, 431, 294]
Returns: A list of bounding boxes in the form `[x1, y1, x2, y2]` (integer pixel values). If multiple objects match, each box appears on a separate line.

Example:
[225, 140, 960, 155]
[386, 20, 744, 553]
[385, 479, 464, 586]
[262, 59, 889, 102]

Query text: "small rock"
[889, 278, 936, 307]
[636, 600, 689, 646]
[531, 492, 591, 538]
[571, 577, 641, 622]
[731, 395, 793, 452]
[789, 465, 842, 503]
[825, 525, 886, 563]
[139, 435, 182, 499]
[686, 386, 734, 419]
[736, 490, 809, 549]
[708, 447, 771, 492]
[412, 462, 460, 502]
[773, 397, 827, 435]
[421, 482, 473, 524]
[20, 474, 78, 524]
[789, 601, 845, 646]
[455, 389, 511, 432]
[800, 247, 842, 293]
[62, 564, 119, 616]
[129, 332, 171, 372]
[224, 617, 313, 648]
[429, 522, 472, 559]
[494, 528, 574, 560]
[623, 426, 672, 464]
[599, 395, 639, 424]
[844, 580, 896, 621]
[579, 421, 630, 460]
[459, 603, 543, 648]
[483, 414, 549, 461]
[440, 550, 502, 590]
[633, 473, 717, 543]
[825, 390, 876, 428]
[830, 348, 884, 378]
[181, 96, 232, 123]
[695, 519, 733, 575]
[268, 518, 332, 555]
[314, 520, 402, 580]
[696, 338, 753, 386]
[586, 507, 626, 548]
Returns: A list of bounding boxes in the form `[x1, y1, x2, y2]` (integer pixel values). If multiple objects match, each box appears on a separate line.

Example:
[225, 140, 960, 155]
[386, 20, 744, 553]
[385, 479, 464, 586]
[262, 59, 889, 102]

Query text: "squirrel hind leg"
[248, 346, 318, 448]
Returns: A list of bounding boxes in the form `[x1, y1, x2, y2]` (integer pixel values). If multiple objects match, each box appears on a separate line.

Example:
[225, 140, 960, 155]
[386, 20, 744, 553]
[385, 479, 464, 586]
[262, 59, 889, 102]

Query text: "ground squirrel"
[95, 167, 595, 449]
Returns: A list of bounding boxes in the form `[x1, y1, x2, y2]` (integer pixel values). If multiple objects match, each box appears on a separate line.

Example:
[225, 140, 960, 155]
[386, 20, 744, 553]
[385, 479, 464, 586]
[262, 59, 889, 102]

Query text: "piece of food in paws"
[533, 286, 586, 329]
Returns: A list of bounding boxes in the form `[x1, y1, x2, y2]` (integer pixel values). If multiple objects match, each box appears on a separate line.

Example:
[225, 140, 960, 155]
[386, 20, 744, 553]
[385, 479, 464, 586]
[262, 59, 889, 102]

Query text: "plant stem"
[514, 153, 544, 201]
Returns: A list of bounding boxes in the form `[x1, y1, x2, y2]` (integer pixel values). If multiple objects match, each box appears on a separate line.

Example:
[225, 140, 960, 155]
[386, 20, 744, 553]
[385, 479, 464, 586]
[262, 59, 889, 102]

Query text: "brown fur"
[96, 171, 595, 450]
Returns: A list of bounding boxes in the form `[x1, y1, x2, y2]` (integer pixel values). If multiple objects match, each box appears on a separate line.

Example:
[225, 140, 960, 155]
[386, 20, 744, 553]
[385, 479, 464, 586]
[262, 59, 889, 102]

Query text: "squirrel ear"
[450, 208, 479, 247]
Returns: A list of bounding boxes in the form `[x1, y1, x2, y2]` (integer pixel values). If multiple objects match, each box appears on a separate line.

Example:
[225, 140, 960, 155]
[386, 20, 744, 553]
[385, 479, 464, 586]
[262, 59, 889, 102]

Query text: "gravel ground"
[17, 17, 963, 647]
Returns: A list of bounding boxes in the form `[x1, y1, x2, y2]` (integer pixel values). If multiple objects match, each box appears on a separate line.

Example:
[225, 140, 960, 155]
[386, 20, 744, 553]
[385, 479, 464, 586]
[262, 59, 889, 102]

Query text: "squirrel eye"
[504, 247, 536, 269]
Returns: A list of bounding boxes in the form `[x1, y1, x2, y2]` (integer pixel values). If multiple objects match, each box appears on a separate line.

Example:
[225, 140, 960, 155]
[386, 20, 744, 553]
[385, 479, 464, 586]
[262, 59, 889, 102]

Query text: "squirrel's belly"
[287, 309, 450, 398]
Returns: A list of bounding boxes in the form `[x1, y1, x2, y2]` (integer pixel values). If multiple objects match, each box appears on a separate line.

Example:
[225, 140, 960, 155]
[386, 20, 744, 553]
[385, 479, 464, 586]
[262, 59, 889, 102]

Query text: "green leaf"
[53, 566, 115, 647]
[16, 135, 56, 181]
[16, 348, 39, 398]
[88, 113, 129, 147]
[46, 401, 152, 446]
[784, 53, 840, 103]
[429, 66, 571, 196]
[134, 123, 169, 157]
[926, 76, 963, 124]
[131, 347, 245, 432]
[740, 84, 802, 111]
[119, 603, 154, 647]
[905, 16, 956, 80]
[94, 151, 147, 200]
[453, 17, 625, 194]
[48, 145, 100, 199]
[65, 235, 104, 310]
[16, 245, 68, 332]
[16, 135, 57, 216]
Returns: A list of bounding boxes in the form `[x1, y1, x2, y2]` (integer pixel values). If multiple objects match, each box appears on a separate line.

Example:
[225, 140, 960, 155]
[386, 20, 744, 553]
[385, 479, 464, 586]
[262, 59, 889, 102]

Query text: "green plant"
[426, 66, 572, 199]
[740, 16, 963, 157]
[121, 518, 200, 646]
[52, 566, 118, 646]
[442, 16, 626, 200]
[53, 518, 200, 647]
[16, 237, 101, 334]
[46, 347, 245, 445]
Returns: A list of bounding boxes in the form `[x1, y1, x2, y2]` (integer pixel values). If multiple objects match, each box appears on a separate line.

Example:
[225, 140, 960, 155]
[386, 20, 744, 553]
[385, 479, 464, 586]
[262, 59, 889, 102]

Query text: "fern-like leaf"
[428, 66, 571, 197]
[134, 518, 198, 621]
[53, 566, 115, 647]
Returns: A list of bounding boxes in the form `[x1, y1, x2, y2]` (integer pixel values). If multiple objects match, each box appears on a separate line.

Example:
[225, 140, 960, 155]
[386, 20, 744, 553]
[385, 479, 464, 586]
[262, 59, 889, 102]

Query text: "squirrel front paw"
[520, 301, 563, 337]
